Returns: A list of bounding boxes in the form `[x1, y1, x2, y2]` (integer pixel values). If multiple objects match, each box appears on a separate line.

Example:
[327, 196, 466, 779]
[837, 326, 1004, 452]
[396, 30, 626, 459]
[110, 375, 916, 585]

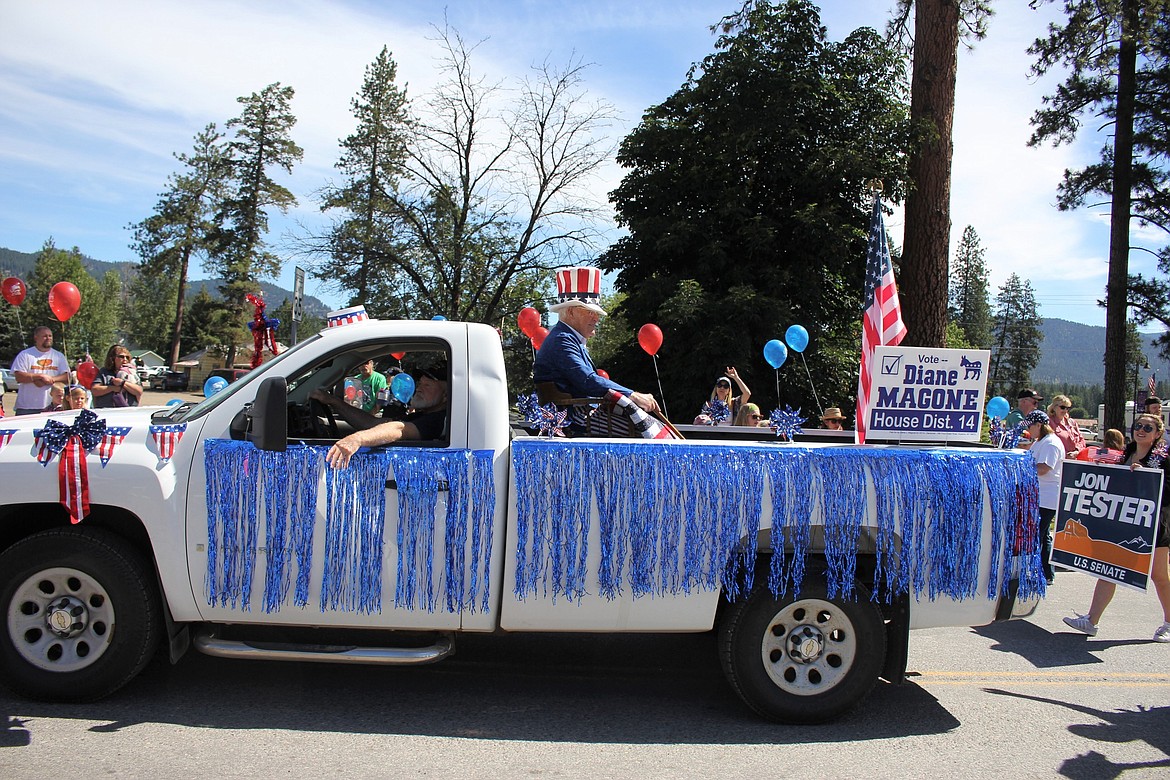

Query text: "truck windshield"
[152, 334, 323, 424]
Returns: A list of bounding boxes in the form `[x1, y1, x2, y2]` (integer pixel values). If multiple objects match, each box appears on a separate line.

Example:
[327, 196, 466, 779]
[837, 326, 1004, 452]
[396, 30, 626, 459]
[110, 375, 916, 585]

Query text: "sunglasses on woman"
[716, 383, 730, 389]
[1134, 423, 1159, 433]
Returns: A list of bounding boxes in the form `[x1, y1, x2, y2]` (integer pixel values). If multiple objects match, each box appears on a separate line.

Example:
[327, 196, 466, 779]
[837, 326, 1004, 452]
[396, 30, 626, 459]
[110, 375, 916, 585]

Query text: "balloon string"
[774, 368, 780, 408]
[800, 352, 823, 416]
[652, 354, 668, 418]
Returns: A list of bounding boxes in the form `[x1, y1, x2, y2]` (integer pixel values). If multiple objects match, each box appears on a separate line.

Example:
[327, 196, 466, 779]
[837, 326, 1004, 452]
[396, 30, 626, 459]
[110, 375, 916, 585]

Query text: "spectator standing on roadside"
[92, 346, 143, 408]
[43, 382, 66, 412]
[11, 326, 71, 415]
[1025, 410, 1063, 585]
[1048, 394, 1086, 456]
[1004, 388, 1043, 430]
[357, 359, 387, 414]
[1145, 396, 1169, 444]
[65, 384, 90, 410]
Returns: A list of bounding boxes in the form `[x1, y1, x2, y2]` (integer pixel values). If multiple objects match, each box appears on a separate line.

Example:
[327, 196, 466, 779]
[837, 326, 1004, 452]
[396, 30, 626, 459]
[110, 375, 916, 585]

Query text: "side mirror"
[248, 376, 287, 452]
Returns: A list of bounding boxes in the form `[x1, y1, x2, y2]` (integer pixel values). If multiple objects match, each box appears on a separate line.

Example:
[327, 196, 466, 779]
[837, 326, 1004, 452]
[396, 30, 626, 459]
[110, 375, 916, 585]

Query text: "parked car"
[136, 365, 168, 389]
[0, 368, 13, 393]
[162, 371, 189, 391]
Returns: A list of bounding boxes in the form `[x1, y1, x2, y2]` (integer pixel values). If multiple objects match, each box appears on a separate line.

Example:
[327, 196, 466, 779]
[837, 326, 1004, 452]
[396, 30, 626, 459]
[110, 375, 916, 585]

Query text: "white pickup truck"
[0, 319, 1043, 723]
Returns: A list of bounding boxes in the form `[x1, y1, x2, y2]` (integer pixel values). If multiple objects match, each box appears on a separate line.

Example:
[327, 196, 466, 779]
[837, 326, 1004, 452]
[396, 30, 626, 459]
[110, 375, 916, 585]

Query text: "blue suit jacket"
[533, 320, 632, 398]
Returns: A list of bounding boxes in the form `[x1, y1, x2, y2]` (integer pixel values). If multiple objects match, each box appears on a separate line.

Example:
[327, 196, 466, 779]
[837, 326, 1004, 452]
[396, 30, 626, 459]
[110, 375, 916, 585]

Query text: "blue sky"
[0, 0, 1156, 328]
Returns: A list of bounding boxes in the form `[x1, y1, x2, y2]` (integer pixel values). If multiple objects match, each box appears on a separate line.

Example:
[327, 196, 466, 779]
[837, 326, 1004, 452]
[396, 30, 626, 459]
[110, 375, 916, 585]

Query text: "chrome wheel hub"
[760, 598, 858, 696]
[7, 567, 115, 673]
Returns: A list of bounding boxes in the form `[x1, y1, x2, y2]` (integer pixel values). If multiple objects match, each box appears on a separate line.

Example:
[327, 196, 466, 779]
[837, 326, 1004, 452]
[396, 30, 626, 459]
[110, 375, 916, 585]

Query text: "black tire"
[719, 577, 886, 724]
[0, 527, 162, 701]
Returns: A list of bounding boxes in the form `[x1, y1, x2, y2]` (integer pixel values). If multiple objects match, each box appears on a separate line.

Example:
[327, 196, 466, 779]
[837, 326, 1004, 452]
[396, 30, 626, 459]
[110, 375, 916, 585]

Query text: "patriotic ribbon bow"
[39, 409, 106, 524]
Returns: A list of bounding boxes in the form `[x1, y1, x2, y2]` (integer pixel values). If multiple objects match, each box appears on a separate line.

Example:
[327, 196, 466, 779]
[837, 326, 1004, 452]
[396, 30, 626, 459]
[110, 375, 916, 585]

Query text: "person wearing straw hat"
[821, 407, 848, 430]
[533, 267, 660, 433]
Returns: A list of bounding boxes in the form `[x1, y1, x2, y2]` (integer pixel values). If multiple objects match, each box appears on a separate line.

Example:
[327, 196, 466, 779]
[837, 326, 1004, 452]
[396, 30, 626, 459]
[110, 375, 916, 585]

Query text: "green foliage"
[305, 35, 615, 329]
[269, 296, 324, 345]
[208, 83, 303, 363]
[989, 273, 1043, 397]
[948, 225, 992, 349]
[24, 239, 121, 360]
[128, 123, 230, 365]
[600, 0, 913, 418]
[944, 320, 973, 349]
[1028, 0, 1170, 429]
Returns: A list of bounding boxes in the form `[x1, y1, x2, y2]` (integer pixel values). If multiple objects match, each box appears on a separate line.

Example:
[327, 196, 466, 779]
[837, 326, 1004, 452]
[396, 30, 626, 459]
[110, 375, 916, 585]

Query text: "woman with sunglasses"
[1047, 394, 1086, 457]
[732, 402, 767, 427]
[702, 367, 750, 426]
[91, 345, 143, 408]
[1064, 413, 1170, 642]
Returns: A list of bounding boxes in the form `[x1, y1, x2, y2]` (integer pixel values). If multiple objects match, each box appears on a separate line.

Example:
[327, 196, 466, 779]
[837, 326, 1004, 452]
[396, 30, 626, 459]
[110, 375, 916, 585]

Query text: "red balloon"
[517, 307, 541, 337]
[596, 369, 610, 379]
[531, 326, 550, 350]
[1, 277, 26, 306]
[76, 360, 98, 389]
[637, 323, 663, 357]
[48, 281, 81, 322]
[391, 352, 406, 360]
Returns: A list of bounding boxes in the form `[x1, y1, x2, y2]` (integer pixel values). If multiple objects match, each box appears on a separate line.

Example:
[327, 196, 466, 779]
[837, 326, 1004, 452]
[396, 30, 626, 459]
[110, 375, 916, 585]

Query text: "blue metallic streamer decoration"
[203, 441, 495, 613]
[511, 439, 1044, 603]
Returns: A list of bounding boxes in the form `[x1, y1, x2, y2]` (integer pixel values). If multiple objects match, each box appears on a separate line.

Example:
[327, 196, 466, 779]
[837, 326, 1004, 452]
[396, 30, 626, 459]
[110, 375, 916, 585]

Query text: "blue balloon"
[166, 398, 183, 407]
[431, 315, 447, 321]
[763, 339, 788, 369]
[986, 395, 1010, 420]
[785, 324, 810, 353]
[391, 373, 416, 404]
[203, 376, 228, 398]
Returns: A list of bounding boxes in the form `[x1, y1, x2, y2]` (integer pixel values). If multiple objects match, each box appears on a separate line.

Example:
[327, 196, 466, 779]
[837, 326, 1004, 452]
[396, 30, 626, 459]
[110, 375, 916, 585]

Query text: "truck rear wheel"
[719, 578, 886, 724]
[0, 528, 161, 701]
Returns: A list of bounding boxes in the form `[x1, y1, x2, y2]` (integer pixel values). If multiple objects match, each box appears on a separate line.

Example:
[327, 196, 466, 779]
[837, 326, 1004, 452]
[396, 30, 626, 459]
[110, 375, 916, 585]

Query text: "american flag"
[149, 423, 187, 463]
[98, 426, 132, 466]
[856, 194, 907, 444]
[1150, 373, 1157, 394]
[0, 430, 15, 453]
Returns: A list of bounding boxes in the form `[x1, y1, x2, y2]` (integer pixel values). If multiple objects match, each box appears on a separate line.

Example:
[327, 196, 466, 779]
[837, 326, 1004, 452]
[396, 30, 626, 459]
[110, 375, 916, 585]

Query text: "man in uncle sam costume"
[533, 267, 662, 435]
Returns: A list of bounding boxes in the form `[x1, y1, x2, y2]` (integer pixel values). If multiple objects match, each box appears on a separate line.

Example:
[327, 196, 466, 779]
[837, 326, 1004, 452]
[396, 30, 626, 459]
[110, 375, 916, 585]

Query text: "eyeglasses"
[117, 354, 132, 360]
[749, 414, 762, 420]
[1134, 423, 1158, 433]
[716, 383, 730, 388]
[1058, 405, 1070, 410]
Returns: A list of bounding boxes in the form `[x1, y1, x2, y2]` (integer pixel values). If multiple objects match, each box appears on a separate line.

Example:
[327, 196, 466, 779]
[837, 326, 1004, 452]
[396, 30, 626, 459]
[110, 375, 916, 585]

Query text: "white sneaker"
[1063, 614, 1098, 636]
[1155, 623, 1170, 643]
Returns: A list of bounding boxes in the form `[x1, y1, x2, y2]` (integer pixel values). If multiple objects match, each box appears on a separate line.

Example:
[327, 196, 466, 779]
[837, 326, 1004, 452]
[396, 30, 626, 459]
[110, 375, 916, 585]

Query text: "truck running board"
[193, 628, 455, 665]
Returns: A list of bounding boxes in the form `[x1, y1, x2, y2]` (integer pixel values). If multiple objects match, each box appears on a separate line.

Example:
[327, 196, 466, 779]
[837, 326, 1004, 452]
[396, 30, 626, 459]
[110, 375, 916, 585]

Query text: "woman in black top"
[91, 345, 143, 408]
[1063, 413, 1170, 641]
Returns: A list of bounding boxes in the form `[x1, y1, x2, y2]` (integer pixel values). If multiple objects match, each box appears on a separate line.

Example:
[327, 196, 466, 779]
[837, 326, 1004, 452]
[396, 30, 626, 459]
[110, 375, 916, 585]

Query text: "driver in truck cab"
[309, 362, 448, 469]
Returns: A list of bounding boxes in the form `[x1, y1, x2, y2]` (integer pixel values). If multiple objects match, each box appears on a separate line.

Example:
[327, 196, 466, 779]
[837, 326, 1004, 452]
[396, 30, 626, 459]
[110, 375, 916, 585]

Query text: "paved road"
[1, 571, 1167, 778]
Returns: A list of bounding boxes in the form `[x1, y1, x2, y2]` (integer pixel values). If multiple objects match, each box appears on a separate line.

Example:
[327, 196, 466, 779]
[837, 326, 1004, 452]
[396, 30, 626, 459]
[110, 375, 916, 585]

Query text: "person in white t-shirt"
[1025, 410, 1064, 585]
[11, 326, 70, 415]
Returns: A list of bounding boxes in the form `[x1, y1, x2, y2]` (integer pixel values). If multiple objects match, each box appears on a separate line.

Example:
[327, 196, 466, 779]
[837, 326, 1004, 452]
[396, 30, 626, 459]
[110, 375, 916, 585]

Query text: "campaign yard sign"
[865, 346, 990, 442]
[1052, 461, 1163, 591]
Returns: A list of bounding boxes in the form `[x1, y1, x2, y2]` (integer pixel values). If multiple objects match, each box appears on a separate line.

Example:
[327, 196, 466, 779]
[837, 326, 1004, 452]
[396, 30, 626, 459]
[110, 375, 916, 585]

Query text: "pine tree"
[128, 124, 230, 365]
[948, 225, 992, 349]
[208, 83, 303, 366]
[1028, 0, 1169, 430]
[310, 47, 411, 308]
[989, 273, 1043, 397]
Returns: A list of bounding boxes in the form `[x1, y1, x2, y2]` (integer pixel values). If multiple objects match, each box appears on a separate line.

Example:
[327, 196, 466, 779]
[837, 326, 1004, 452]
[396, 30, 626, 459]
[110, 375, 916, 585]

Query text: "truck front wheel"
[719, 578, 886, 724]
[0, 528, 161, 701]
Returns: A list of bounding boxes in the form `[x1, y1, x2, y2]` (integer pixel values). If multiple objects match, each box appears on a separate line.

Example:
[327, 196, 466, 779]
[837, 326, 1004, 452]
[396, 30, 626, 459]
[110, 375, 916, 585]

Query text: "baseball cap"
[1017, 388, 1043, 401]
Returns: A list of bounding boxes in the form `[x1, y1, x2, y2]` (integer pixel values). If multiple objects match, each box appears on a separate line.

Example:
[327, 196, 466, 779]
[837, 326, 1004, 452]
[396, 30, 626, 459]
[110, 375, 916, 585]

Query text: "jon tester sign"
[1052, 461, 1162, 591]
[865, 347, 990, 443]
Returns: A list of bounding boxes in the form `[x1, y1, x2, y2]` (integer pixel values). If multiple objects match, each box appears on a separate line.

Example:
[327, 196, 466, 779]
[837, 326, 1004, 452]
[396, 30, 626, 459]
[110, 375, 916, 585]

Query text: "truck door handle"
[385, 480, 449, 492]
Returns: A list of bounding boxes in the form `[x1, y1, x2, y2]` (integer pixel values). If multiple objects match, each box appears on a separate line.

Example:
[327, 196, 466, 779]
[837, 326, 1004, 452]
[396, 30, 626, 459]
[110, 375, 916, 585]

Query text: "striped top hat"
[549, 267, 606, 315]
[326, 305, 368, 328]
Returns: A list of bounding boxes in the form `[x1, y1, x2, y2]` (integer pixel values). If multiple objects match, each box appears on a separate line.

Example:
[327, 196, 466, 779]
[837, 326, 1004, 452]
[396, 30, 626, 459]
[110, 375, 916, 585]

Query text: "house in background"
[129, 349, 166, 371]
